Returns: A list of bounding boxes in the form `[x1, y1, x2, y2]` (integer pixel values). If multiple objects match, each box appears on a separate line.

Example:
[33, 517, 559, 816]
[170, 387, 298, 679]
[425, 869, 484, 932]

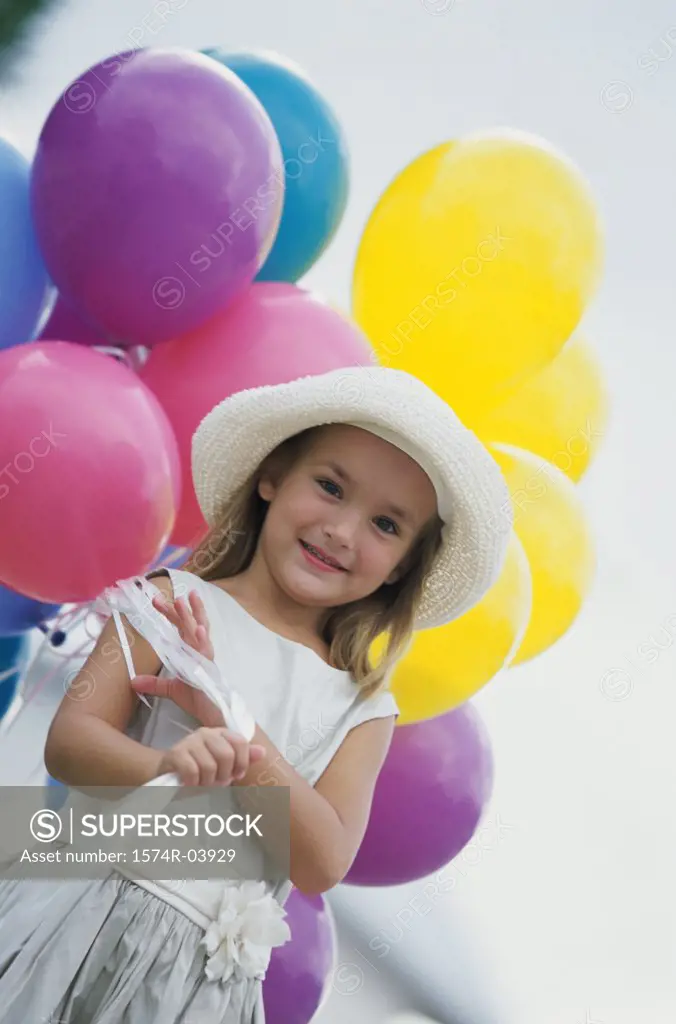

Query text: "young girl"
[0, 365, 511, 1023]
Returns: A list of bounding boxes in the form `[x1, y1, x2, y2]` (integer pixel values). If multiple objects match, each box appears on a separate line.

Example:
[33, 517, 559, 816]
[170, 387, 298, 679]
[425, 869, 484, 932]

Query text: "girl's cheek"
[361, 551, 388, 581]
[290, 489, 319, 519]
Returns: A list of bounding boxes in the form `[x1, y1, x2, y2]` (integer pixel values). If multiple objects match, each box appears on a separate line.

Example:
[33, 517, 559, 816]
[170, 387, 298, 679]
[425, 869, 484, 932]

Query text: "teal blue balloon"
[0, 633, 31, 719]
[202, 50, 349, 283]
[0, 137, 52, 350]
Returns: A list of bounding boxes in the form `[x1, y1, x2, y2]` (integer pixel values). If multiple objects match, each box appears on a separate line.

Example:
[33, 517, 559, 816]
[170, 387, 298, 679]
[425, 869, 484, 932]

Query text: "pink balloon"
[38, 294, 108, 347]
[0, 342, 180, 603]
[140, 282, 376, 546]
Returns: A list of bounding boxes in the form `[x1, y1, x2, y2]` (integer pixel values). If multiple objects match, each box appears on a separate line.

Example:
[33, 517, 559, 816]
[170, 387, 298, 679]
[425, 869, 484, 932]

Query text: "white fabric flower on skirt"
[201, 881, 292, 984]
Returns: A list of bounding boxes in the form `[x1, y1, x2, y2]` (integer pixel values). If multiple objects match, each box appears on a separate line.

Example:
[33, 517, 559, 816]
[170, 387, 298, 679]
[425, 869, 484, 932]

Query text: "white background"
[1, 1, 675, 1022]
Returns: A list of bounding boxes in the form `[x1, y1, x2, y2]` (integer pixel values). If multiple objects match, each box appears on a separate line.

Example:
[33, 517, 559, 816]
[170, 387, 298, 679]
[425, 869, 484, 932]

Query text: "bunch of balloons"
[339, 129, 608, 897]
[0, 46, 354, 1021]
[0, 48, 354, 611]
[350, 131, 607, 722]
[0, 41, 609, 1021]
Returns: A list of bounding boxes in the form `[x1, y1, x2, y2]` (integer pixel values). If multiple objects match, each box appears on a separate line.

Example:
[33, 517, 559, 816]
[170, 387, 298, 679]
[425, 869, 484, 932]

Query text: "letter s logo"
[30, 809, 63, 843]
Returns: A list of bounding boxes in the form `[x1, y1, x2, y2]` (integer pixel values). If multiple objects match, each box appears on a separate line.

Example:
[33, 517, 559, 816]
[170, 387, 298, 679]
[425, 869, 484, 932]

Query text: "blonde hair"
[183, 427, 444, 697]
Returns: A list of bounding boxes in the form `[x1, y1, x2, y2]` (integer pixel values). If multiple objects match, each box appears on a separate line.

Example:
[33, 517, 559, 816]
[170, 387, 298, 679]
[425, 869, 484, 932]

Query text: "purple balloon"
[344, 704, 494, 886]
[31, 49, 284, 347]
[38, 294, 108, 346]
[263, 890, 335, 1024]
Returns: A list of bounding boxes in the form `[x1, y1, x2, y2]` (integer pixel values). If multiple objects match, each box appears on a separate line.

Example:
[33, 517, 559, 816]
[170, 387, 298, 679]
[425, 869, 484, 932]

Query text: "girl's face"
[257, 424, 439, 610]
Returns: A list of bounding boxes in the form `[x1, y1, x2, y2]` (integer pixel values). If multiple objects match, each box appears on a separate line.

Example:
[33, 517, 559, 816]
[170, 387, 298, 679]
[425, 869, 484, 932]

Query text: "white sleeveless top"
[116, 567, 399, 930]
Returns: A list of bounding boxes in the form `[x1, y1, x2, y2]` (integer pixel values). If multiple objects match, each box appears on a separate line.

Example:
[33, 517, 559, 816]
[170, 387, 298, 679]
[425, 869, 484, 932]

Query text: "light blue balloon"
[152, 543, 190, 569]
[202, 50, 349, 283]
[45, 774, 69, 810]
[0, 137, 52, 351]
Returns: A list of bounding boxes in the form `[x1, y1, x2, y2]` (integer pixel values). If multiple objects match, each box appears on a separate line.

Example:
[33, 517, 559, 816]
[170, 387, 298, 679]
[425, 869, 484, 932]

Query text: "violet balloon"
[0, 342, 181, 603]
[344, 704, 494, 886]
[140, 282, 376, 546]
[263, 891, 335, 1024]
[30, 49, 284, 347]
[38, 294, 108, 347]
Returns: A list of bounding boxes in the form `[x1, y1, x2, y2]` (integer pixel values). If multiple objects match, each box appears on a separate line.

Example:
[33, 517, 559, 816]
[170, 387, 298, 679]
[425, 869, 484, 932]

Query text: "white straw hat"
[191, 366, 513, 630]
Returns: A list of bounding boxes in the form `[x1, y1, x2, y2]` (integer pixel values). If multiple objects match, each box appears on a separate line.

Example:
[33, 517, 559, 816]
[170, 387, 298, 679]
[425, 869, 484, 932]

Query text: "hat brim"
[191, 367, 512, 630]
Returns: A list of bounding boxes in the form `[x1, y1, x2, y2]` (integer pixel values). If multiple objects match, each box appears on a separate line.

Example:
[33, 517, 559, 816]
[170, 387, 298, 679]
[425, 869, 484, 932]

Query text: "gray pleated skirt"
[0, 873, 265, 1023]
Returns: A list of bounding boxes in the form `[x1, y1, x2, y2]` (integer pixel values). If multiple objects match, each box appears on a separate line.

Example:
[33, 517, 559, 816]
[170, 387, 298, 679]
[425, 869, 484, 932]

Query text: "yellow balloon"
[377, 533, 532, 725]
[489, 443, 595, 665]
[352, 130, 604, 421]
[474, 333, 609, 482]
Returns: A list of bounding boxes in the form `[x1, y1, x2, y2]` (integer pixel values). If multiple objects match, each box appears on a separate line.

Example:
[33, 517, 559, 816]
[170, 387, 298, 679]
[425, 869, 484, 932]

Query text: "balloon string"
[128, 345, 150, 372]
[92, 345, 134, 369]
[0, 624, 96, 740]
[16, 605, 96, 711]
[0, 609, 78, 737]
[91, 344, 150, 373]
[4, 562, 185, 734]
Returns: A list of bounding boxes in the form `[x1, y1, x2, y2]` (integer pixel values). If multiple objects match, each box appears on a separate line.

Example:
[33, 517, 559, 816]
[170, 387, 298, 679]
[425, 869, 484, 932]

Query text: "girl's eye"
[317, 478, 341, 497]
[317, 479, 398, 535]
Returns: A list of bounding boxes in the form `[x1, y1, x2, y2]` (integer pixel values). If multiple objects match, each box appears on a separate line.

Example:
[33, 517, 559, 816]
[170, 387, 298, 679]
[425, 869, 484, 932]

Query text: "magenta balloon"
[38, 294, 108, 347]
[344, 704, 494, 886]
[0, 341, 180, 603]
[30, 49, 283, 347]
[140, 282, 376, 546]
[263, 891, 335, 1024]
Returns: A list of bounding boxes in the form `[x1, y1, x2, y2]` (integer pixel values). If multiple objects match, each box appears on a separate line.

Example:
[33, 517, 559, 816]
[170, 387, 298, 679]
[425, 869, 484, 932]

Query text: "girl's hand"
[132, 673, 225, 729]
[152, 588, 215, 662]
[157, 726, 266, 786]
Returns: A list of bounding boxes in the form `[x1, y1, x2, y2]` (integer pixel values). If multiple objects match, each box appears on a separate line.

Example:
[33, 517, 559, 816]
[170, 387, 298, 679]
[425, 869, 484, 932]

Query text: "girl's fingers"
[221, 732, 251, 779]
[196, 626, 213, 660]
[177, 598, 206, 651]
[195, 625, 208, 648]
[189, 591, 210, 634]
[173, 597, 197, 637]
[186, 740, 219, 786]
[153, 593, 196, 641]
[174, 751, 201, 787]
[202, 732, 237, 784]
[153, 593, 201, 648]
[152, 591, 213, 656]
[132, 674, 177, 699]
[151, 594, 181, 629]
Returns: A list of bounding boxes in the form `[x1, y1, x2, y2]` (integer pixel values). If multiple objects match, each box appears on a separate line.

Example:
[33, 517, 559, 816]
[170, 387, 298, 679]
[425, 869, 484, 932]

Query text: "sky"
[1, 1, 675, 1022]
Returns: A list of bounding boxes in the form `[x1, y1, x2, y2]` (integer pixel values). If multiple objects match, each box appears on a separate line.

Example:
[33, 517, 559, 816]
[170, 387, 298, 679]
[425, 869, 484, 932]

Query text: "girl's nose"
[325, 510, 361, 546]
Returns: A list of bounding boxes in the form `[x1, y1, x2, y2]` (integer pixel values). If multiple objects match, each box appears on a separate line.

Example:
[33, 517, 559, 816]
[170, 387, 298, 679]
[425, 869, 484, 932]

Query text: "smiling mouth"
[299, 540, 346, 571]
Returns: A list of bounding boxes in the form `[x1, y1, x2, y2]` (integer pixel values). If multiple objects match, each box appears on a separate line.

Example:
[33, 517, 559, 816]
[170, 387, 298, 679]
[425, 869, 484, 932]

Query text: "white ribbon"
[95, 576, 257, 790]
